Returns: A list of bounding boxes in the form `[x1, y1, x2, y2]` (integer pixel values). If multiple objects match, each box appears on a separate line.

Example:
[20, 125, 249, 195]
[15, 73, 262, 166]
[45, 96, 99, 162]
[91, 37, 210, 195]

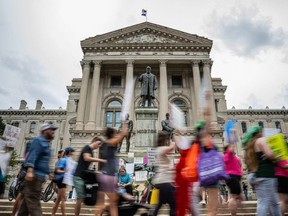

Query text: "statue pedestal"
[135, 107, 158, 148]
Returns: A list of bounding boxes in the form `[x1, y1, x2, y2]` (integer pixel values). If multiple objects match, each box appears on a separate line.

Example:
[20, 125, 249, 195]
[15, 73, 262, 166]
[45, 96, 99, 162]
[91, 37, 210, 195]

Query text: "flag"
[141, 9, 147, 16]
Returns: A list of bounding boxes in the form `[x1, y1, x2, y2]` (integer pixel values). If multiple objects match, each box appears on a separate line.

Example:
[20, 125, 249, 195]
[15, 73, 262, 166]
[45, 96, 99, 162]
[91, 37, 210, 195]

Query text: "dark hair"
[223, 145, 229, 153]
[157, 131, 169, 147]
[105, 127, 116, 139]
[91, 136, 101, 143]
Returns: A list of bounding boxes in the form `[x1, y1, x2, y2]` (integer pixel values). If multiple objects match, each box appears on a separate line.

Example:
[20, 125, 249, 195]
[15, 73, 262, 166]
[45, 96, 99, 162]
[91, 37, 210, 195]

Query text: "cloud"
[204, 4, 287, 57]
[0, 54, 64, 108]
[239, 93, 263, 109]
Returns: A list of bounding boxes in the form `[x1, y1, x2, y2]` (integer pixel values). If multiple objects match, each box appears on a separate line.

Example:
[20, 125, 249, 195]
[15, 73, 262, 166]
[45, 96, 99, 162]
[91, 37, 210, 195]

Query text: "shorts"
[56, 179, 66, 189]
[97, 173, 117, 193]
[277, 176, 288, 194]
[225, 174, 241, 195]
[73, 176, 86, 199]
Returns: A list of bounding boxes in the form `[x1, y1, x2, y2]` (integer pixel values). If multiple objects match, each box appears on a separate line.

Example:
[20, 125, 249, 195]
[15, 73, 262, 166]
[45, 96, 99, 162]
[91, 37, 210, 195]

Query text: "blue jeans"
[254, 178, 281, 216]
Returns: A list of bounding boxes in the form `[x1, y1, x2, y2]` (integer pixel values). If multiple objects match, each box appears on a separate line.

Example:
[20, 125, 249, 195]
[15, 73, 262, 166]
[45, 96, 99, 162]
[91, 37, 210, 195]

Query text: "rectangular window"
[106, 112, 113, 127]
[110, 76, 122, 87]
[115, 112, 121, 128]
[172, 75, 182, 87]
[241, 122, 247, 133]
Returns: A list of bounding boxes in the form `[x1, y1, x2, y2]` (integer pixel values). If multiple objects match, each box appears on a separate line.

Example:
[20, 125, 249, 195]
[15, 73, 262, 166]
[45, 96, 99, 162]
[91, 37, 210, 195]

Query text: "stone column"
[192, 60, 201, 121]
[86, 61, 102, 130]
[75, 60, 91, 130]
[202, 60, 217, 124]
[159, 60, 168, 123]
[125, 60, 134, 120]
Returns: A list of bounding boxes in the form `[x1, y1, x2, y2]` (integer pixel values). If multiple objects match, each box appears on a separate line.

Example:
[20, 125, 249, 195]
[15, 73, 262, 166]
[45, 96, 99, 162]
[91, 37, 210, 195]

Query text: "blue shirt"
[119, 173, 132, 185]
[55, 157, 67, 180]
[25, 135, 51, 180]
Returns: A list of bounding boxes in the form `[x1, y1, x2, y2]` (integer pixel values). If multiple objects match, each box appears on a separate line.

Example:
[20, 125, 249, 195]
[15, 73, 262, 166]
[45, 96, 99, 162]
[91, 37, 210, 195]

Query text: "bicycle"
[42, 180, 56, 202]
[8, 177, 24, 201]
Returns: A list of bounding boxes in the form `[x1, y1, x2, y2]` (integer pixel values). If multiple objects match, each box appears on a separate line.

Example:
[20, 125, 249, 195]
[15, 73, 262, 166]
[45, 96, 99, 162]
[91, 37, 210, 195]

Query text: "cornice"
[227, 109, 288, 116]
[0, 110, 67, 116]
[213, 86, 227, 93]
[67, 86, 81, 93]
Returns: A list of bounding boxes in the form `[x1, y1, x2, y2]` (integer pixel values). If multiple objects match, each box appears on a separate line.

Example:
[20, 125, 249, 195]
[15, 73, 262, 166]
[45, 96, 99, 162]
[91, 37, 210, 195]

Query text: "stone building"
[1, 22, 287, 164]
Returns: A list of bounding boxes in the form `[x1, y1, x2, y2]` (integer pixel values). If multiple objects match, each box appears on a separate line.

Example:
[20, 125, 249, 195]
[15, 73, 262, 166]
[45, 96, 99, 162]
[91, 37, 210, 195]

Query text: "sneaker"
[198, 200, 206, 205]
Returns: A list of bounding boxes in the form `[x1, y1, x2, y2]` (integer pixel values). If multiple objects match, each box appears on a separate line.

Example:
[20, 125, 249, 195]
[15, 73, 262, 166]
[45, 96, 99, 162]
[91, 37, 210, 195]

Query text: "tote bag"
[150, 188, 159, 205]
[181, 143, 200, 182]
[198, 148, 228, 186]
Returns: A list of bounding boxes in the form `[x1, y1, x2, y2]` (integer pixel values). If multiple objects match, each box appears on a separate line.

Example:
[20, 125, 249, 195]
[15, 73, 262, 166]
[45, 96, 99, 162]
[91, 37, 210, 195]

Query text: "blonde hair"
[244, 132, 261, 172]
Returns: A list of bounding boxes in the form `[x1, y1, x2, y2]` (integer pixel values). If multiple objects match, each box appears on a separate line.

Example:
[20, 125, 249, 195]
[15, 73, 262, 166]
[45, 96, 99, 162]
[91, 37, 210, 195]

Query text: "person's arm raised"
[105, 123, 128, 146]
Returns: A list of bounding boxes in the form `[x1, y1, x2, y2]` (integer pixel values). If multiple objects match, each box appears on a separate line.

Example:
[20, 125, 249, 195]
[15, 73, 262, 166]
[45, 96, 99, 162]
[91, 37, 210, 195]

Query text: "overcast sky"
[0, 0, 287, 110]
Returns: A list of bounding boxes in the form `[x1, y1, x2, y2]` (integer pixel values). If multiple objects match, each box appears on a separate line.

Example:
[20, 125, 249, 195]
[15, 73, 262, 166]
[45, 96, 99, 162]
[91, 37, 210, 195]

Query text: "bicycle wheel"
[42, 182, 55, 202]
[8, 183, 14, 201]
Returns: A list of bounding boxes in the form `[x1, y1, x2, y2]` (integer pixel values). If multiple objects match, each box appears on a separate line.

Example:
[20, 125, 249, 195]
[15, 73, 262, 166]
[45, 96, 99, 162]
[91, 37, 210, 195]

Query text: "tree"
[0, 117, 5, 136]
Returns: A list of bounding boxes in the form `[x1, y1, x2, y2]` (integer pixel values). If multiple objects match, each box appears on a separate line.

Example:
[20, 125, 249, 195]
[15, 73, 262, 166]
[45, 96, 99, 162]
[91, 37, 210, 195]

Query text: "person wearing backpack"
[51, 147, 75, 216]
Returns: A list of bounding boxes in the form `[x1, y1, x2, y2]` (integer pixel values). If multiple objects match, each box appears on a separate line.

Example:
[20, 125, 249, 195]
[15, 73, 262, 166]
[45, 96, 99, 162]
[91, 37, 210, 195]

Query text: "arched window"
[258, 121, 264, 128]
[172, 99, 188, 126]
[275, 121, 282, 132]
[29, 122, 36, 133]
[12, 121, 19, 127]
[241, 122, 247, 133]
[105, 100, 122, 127]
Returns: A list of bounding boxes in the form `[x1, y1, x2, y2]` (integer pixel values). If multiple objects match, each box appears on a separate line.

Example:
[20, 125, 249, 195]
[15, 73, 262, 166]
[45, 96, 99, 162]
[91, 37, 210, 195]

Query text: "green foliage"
[5, 150, 20, 184]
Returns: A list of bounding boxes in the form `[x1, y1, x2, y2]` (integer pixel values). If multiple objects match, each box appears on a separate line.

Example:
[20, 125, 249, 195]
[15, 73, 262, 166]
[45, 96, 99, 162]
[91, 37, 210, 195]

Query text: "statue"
[138, 66, 157, 107]
[161, 113, 174, 139]
[117, 114, 133, 153]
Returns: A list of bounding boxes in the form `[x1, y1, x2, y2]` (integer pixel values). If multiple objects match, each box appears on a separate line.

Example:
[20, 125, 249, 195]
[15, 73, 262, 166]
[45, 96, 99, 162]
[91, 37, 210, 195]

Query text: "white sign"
[147, 147, 157, 166]
[125, 163, 135, 175]
[263, 128, 280, 138]
[135, 170, 148, 181]
[134, 157, 143, 164]
[63, 157, 77, 186]
[3, 124, 21, 148]
[121, 78, 136, 121]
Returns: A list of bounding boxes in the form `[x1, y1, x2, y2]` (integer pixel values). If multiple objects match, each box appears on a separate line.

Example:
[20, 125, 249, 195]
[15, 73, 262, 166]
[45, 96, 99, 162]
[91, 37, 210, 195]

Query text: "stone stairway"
[0, 199, 273, 216]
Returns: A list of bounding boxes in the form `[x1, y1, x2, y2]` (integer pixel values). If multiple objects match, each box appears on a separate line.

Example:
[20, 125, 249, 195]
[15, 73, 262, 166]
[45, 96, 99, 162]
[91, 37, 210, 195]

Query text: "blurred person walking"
[223, 142, 243, 216]
[243, 125, 281, 216]
[51, 147, 75, 216]
[152, 132, 176, 216]
[94, 125, 128, 216]
[18, 123, 57, 216]
[73, 137, 106, 216]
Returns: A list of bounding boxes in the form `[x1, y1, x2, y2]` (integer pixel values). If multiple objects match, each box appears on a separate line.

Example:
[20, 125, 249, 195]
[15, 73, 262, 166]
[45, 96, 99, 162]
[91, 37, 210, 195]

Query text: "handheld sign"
[121, 77, 136, 121]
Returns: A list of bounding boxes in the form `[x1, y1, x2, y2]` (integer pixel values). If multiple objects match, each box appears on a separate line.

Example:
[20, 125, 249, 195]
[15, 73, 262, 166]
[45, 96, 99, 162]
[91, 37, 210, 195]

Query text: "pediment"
[81, 22, 212, 53]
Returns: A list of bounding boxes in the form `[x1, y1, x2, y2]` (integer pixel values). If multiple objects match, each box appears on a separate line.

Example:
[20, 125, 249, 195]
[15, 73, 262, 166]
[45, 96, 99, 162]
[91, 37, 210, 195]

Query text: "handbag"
[150, 188, 159, 205]
[198, 147, 228, 186]
[181, 143, 200, 182]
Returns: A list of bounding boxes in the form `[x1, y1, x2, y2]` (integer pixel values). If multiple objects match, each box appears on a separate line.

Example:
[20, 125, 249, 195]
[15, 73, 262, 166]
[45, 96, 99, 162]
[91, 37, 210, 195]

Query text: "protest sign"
[3, 124, 21, 148]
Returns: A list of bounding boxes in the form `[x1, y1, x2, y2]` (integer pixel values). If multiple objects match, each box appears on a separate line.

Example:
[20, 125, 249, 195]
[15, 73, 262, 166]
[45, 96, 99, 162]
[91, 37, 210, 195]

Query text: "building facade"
[1, 22, 287, 163]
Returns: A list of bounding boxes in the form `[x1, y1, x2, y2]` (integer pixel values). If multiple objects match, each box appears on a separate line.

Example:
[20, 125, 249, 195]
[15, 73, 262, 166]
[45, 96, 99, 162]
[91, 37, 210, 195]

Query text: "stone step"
[2, 199, 282, 216]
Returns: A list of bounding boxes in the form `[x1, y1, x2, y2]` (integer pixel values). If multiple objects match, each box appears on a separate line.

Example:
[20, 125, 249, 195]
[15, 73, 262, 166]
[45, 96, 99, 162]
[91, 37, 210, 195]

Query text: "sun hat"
[64, 147, 75, 153]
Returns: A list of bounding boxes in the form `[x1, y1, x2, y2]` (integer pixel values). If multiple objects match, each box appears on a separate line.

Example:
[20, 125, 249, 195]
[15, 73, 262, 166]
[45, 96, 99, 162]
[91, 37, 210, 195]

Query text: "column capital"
[158, 59, 168, 65]
[202, 59, 213, 67]
[125, 59, 135, 65]
[191, 60, 201, 66]
[92, 60, 102, 67]
[80, 60, 91, 69]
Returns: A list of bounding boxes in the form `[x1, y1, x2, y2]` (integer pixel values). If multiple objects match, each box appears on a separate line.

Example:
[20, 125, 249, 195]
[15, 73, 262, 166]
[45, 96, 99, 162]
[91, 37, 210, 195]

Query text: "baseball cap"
[58, 149, 64, 154]
[40, 123, 58, 131]
[65, 147, 75, 153]
[241, 125, 262, 147]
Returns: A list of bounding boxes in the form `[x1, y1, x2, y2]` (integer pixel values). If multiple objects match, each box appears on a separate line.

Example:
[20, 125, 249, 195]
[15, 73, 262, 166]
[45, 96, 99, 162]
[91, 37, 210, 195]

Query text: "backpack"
[181, 143, 200, 182]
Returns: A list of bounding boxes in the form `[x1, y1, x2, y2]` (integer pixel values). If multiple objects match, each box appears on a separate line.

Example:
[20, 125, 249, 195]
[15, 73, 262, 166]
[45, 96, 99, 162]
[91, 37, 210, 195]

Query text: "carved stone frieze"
[115, 34, 178, 44]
